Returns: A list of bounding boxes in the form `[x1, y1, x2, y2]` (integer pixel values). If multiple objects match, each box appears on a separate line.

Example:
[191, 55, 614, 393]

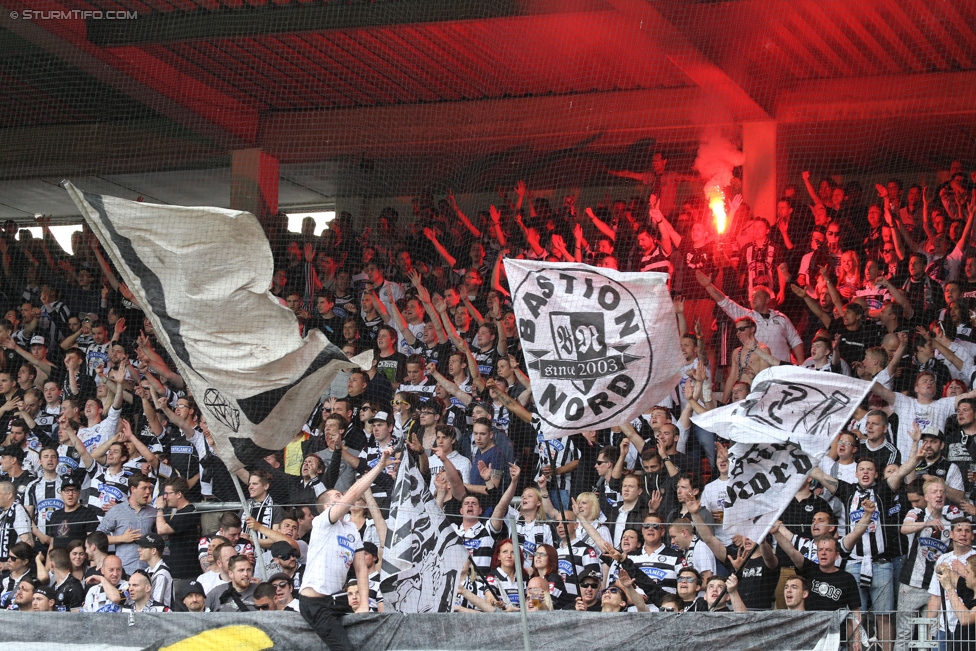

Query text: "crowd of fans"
[0, 159, 975, 649]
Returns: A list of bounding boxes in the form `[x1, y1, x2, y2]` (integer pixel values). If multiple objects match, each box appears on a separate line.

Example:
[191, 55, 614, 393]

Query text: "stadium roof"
[1, 0, 974, 217]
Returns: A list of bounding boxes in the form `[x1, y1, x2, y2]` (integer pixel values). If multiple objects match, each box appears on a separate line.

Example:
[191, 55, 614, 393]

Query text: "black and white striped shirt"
[24, 475, 62, 537]
[629, 543, 688, 594]
[531, 415, 579, 494]
[834, 479, 905, 561]
[454, 520, 498, 569]
[557, 537, 600, 596]
[899, 505, 960, 589]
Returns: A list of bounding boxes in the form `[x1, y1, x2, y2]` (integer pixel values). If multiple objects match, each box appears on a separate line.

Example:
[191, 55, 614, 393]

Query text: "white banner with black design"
[381, 449, 468, 613]
[504, 259, 682, 438]
[64, 182, 367, 472]
[692, 366, 874, 540]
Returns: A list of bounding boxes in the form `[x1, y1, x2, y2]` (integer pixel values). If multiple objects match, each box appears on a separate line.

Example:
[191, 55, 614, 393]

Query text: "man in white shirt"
[300, 446, 391, 651]
[697, 271, 804, 363]
[427, 425, 470, 496]
[926, 521, 976, 647]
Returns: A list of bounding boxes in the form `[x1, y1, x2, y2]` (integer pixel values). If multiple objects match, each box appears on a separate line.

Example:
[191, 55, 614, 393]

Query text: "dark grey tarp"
[0, 610, 844, 651]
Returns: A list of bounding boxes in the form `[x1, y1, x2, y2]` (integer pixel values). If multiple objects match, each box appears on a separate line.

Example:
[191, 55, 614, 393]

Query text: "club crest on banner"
[513, 265, 650, 428]
[504, 259, 681, 435]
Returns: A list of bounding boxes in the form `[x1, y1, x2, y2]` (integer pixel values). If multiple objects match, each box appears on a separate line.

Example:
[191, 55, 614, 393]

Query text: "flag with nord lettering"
[693, 366, 874, 540]
[504, 259, 681, 438]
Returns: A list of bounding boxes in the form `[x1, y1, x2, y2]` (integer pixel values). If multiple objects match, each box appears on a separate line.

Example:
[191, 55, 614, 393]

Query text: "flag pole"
[509, 513, 532, 651]
[543, 440, 581, 594]
[232, 473, 267, 582]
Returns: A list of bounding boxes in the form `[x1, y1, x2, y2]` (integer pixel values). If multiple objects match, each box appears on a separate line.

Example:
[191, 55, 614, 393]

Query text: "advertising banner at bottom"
[0, 610, 845, 651]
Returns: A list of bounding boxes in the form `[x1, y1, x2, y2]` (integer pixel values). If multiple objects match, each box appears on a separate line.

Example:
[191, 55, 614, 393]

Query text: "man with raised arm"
[300, 446, 392, 651]
[810, 424, 923, 651]
[696, 270, 804, 363]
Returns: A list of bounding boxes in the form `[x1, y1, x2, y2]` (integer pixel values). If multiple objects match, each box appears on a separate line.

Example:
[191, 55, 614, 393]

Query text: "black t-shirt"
[375, 351, 407, 385]
[797, 561, 861, 612]
[48, 506, 100, 550]
[828, 321, 882, 365]
[723, 553, 780, 611]
[53, 574, 86, 611]
[163, 504, 201, 580]
[309, 314, 346, 346]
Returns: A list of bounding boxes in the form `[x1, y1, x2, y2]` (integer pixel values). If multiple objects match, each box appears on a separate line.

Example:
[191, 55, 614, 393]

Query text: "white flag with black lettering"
[65, 182, 366, 472]
[504, 259, 681, 438]
[381, 450, 468, 613]
[692, 366, 874, 540]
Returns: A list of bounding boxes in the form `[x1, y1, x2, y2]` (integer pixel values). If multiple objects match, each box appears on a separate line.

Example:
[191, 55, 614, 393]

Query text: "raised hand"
[729, 194, 743, 216]
[617, 568, 635, 589]
[648, 489, 662, 513]
[509, 462, 521, 482]
[478, 460, 493, 482]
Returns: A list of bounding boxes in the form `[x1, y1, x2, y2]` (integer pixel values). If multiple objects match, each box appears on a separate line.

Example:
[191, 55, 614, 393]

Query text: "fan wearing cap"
[31, 584, 55, 612]
[340, 410, 397, 505]
[912, 426, 968, 506]
[0, 445, 35, 502]
[300, 445, 392, 651]
[136, 532, 173, 608]
[177, 580, 208, 612]
[266, 571, 299, 610]
[573, 566, 603, 612]
[46, 474, 99, 550]
[267, 540, 303, 586]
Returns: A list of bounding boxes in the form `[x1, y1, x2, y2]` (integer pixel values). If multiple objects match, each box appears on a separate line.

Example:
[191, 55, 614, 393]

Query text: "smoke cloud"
[693, 127, 745, 192]
[693, 128, 744, 233]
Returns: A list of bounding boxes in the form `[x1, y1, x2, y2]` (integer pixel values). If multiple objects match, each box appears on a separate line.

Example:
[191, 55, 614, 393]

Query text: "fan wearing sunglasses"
[628, 513, 687, 594]
[253, 581, 288, 612]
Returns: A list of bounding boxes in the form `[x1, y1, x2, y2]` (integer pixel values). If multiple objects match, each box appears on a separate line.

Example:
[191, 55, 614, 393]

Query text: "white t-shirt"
[690, 538, 717, 578]
[930, 548, 976, 632]
[302, 507, 363, 596]
[428, 451, 471, 496]
[700, 478, 731, 546]
[892, 394, 956, 460]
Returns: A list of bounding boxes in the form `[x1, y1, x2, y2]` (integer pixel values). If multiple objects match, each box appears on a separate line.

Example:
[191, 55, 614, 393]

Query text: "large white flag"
[64, 182, 364, 472]
[504, 259, 681, 438]
[692, 366, 874, 540]
[381, 450, 468, 613]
